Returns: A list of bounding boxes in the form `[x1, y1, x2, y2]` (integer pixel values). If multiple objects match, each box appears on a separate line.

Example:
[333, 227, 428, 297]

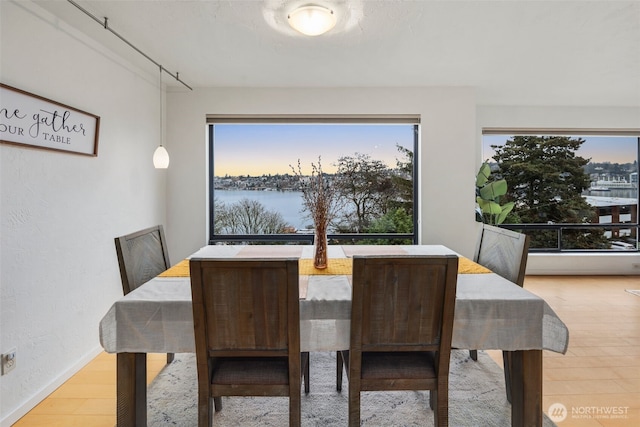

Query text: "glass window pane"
[210, 122, 417, 244]
[481, 133, 638, 252]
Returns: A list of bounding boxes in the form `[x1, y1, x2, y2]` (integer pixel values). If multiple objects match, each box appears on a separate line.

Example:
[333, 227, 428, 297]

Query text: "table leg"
[117, 352, 147, 427]
[510, 350, 543, 427]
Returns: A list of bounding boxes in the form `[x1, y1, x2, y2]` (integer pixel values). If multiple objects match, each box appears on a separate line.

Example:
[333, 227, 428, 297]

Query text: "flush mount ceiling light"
[288, 5, 336, 36]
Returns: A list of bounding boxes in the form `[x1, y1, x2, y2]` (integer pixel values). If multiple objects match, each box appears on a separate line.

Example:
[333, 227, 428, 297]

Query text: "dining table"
[99, 244, 569, 427]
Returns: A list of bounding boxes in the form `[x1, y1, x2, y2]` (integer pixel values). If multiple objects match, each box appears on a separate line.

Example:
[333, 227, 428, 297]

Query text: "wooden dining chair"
[189, 258, 302, 427]
[114, 224, 174, 363]
[340, 255, 459, 427]
[473, 223, 530, 291]
[470, 223, 530, 403]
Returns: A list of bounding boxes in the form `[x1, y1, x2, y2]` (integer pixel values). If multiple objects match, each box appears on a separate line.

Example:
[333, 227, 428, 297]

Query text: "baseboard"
[527, 252, 640, 275]
[0, 345, 104, 427]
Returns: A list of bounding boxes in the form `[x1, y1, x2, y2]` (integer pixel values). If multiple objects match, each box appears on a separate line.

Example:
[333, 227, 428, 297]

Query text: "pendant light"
[153, 66, 170, 168]
[66, 0, 191, 169]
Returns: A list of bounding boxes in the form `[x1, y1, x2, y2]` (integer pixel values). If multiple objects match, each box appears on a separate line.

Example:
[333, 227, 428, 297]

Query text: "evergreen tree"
[491, 136, 609, 249]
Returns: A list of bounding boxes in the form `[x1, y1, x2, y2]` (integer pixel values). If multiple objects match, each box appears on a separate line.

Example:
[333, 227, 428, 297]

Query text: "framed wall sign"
[0, 84, 100, 156]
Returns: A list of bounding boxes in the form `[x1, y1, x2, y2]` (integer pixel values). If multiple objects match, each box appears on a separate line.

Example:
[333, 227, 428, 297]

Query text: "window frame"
[482, 128, 640, 253]
[208, 115, 420, 245]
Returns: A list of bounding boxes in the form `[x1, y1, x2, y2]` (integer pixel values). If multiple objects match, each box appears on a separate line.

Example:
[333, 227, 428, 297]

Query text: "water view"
[215, 189, 309, 231]
[216, 187, 638, 233]
[585, 188, 637, 199]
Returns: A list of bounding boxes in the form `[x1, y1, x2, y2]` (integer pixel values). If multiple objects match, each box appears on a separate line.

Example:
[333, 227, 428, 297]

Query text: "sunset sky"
[482, 135, 638, 165]
[213, 124, 415, 176]
[212, 125, 637, 177]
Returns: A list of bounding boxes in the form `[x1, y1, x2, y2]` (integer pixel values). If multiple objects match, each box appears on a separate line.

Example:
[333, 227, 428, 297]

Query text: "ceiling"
[33, 0, 640, 107]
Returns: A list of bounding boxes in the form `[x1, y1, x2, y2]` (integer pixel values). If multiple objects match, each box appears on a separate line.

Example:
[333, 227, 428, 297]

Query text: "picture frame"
[0, 83, 100, 156]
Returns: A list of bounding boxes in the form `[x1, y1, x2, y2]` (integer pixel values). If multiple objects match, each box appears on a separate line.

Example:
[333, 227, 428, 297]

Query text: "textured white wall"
[0, 2, 167, 424]
[477, 105, 640, 274]
[165, 87, 479, 262]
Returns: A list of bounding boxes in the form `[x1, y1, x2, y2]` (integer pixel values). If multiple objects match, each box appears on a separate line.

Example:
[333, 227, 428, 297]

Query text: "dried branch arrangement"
[291, 157, 342, 268]
[290, 157, 342, 228]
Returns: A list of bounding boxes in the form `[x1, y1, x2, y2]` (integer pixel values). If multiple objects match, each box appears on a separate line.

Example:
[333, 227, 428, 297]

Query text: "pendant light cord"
[159, 66, 163, 147]
[66, 0, 192, 91]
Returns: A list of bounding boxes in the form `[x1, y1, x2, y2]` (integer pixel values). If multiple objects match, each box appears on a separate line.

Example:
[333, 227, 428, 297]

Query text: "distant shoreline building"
[584, 195, 637, 240]
[589, 172, 638, 191]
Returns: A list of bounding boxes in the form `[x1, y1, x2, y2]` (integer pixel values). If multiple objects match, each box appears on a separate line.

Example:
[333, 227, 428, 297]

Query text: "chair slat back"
[474, 224, 530, 286]
[114, 225, 170, 294]
[189, 258, 300, 355]
[351, 255, 459, 352]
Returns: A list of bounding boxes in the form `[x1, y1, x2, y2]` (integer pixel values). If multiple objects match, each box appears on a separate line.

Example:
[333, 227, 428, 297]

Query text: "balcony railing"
[210, 225, 639, 252]
[500, 223, 639, 252]
[209, 232, 416, 245]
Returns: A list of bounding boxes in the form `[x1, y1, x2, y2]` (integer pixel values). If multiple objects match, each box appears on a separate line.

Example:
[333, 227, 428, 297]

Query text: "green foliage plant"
[475, 162, 514, 224]
[362, 208, 413, 245]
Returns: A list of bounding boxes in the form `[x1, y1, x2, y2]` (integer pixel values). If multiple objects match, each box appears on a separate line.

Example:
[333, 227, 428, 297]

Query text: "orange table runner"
[458, 257, 492, 274]
[159, 255, 491, 277]
[158, 259, 190, 277]
[298, 258, 352, 275]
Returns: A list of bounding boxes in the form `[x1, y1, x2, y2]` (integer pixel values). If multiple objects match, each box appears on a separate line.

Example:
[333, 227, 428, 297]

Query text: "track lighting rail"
[67, 0, 193, 91]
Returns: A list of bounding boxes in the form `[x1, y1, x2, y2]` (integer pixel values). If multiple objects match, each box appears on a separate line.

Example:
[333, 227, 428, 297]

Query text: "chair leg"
[469, 349, 478, 361]
[436, 384, 449, 427]
[290, 391, 302, 427]
[198, 395, 213, 427]
[302, 352, 310, 394]
[166, 352, 174, 364]
[291, 357, 302, 427]
[348, 386, 360, 427]
[346, 349, 359, 426]
[503, 350, 513, 403]
[337, 350, 350, 392]
[213, 396, 222, 412]
[431, 382, 449, 426]
[336, 351, 343, 392]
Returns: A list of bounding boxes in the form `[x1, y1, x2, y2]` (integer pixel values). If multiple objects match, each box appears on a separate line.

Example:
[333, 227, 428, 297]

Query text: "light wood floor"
[524, 276, 639, 427]
[12, 276, 640, 427]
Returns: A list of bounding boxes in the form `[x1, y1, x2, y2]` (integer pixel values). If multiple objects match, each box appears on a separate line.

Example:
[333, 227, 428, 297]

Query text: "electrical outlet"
[1, 348, 16, 375]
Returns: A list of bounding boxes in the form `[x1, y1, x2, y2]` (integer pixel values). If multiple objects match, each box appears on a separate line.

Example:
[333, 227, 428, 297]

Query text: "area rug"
[148, 350, 556, 426]
[626, 289, 640, 297]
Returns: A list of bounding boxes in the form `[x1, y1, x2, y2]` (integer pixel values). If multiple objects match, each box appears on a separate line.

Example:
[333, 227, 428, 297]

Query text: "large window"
[482, 130, 639, 252]
[208, 116, 418, 245]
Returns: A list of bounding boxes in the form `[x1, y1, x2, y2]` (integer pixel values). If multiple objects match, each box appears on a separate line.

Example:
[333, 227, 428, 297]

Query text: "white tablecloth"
[99, 245, 569, 354]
